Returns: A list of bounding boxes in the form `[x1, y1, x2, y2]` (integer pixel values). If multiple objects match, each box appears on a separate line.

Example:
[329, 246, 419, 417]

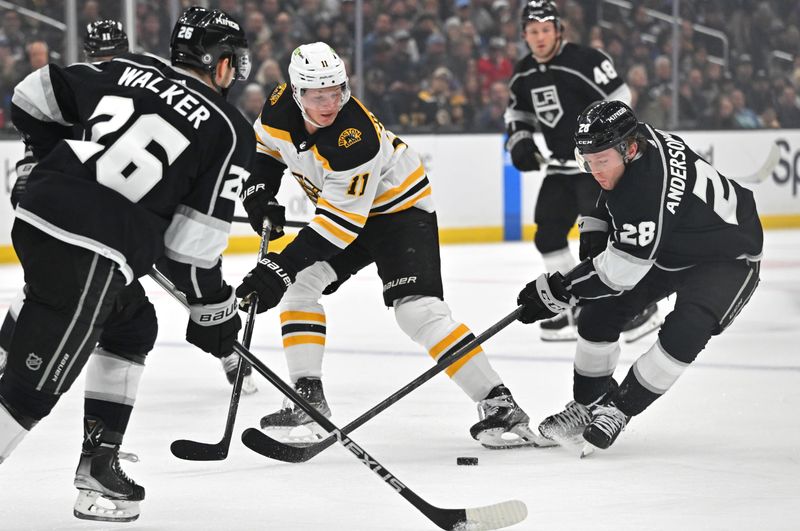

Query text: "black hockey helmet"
[84, 20, 128, 58]
[574, 100, 639, 171]
[170, 6, 251, 81]
[521, 0, 561, 31]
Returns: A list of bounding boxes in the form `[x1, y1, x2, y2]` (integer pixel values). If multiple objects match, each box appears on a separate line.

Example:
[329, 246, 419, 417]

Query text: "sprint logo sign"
[531, 85, 563, 128]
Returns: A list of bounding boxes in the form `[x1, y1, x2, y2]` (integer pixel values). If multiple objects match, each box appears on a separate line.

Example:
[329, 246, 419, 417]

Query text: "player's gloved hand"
[241, 182, 286, 240]
[506, 130, 541, 172]
[236, 252, 295, 313]
[516, 272, 576, 324]
[11, 149, 36, 208]
[185, 285, 242, 358]
[578, 215, 610, 260]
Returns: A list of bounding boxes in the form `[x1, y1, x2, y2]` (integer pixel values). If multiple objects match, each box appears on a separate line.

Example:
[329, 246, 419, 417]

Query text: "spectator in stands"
[364, 13, 394, 58]
[245, 10, 272, 47]
[477, 36, 512, 99]
[730, 89, 761, 129]
[775, 85, 800, 128]
[626, 63, 649, 111]
[474, 80, 508, 131]
[760, 107, 781, 129]
[419, 32, 449, 79]
[237, 83, 266, 125]
[0, 10, 25, 60]
[138, 11, 168, 57]
[748, 69, 774, 114]
[394, 28, 420, 64]
[451, 0, 495, 37]
[255, 57, 284, 87]
[364, 69, 397, 127]
[709, 94, 738, 129]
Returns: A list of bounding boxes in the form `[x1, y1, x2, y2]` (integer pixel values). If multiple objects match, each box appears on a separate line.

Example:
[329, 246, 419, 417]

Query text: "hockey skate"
[221, 352, 258, 395]
[540, 307, 580, 342]
[621, 303, 662, 343]
[470, 385, 547, 449]
[259, 377, 331, 446]
[73, 418, 144, 522]
[581, 402, 630, 456]
[538, 379, 618, 448]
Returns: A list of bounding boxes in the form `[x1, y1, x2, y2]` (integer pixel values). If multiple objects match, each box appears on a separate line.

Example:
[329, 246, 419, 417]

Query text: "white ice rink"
[1, 230, 798, 531]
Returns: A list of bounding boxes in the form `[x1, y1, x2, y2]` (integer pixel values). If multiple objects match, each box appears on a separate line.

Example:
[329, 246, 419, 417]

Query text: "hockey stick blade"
[731, 143, 780, 184]
[241, 307, 523, 463]
[163, 222, 269, 461]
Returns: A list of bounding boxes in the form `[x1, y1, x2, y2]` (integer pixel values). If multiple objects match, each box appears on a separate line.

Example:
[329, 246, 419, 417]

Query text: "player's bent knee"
[0, 370, 59, 427]
[283, 261, 337, 304]
[394, 296, 453, 341]
[534, 226, 571, 254]
[658, 304, 716, 364]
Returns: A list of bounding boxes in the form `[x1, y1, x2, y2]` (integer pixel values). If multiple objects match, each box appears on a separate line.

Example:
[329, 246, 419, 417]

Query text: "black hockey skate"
[470, 385, 546, 449]
[538, 379, 618, 448]
[73, 417, 144, 522]
[220, 352, 258, 394]
[582, 402, 630, 453]
[259, 377, 331, 445]
[540, 307, 580, 342]
[621, 303, 662, 343]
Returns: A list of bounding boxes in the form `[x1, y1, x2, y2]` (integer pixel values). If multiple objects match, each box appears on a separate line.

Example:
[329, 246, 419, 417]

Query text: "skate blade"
[241, 375, 259, 395]
[74, 490, 141, 522]
[622, 314, 663, 343]
[539, 431, 590, 457]
[476, 425, 549, 449]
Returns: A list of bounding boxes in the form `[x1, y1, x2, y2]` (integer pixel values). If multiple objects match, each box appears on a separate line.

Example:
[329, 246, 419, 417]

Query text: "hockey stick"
[241, 307, 523, 463]
[729, 143, 780, 184]
[150, 271, 527, 531]
[167, 222, 270, 461]
[232, 215, 307, 228]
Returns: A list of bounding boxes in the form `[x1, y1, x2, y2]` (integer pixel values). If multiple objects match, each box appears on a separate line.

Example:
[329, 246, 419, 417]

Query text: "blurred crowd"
[1, 0, 800, 134]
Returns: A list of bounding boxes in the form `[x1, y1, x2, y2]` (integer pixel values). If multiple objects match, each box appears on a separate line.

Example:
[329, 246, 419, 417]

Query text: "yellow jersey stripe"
[373, 164, 425, 204]
[263, 124, 292, 143]
[283, 335, 326, 348]
[256, 145, 283, 159]
[311, 216, 357, 247]
[352, 97, 382, 139]
[311, 145, 333, 171]
[369, 186, 432, 217]
[280, 311, 326, 324]
[317, 197, 367, 225]
[445, 346, 484, 377]
[429, 324, 470, 359]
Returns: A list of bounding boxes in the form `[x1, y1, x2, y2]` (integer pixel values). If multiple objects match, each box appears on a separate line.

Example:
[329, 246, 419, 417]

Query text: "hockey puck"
[456, 457, 479, 466]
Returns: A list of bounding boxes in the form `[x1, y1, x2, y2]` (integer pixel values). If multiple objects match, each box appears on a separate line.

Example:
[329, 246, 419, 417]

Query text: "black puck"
[456, 457, 479, 466]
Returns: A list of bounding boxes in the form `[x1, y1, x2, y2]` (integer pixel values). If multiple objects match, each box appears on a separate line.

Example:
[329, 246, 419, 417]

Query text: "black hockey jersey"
[11, 53, 254, 297]
[565, 124, 763, 300]
[506, 42, 628, 165]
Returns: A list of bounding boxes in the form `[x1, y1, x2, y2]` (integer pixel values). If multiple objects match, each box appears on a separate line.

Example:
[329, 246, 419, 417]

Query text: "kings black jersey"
[11, 53, 254, 297]
[505, 42, 629, 171]
[565, 124, 763, 300]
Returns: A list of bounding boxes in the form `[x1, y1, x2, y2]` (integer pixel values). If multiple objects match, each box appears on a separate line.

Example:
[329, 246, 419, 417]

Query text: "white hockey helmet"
[288, 42, 351, 123]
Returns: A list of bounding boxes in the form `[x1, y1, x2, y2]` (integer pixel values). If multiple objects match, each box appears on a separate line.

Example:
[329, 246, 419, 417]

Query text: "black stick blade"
[240, 428, 327, 463]
[170, 438, 229, 461]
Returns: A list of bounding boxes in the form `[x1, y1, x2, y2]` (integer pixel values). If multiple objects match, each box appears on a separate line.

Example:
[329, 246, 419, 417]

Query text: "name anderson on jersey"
[663, 132, 687, 215]
[117, 66, 211, 129]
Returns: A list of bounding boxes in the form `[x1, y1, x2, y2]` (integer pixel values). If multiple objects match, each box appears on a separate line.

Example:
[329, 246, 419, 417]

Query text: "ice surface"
[1, 230, 798, 530]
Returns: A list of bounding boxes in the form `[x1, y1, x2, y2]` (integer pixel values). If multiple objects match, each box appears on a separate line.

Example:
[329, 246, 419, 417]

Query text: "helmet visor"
[300, 85, 346, 111]
[233, 47, 251, 80]
[575, 146, 625, 173]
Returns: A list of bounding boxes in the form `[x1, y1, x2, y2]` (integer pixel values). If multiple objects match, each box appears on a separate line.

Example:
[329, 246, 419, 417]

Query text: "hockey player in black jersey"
[516, 100, 763, 452]
[236, 42, 543, 449]
[0, 7, 253, 521]
[506, 1, 660, 342]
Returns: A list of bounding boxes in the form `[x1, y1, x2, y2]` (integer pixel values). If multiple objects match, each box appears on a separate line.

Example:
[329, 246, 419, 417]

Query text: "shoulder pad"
[313, 99, 380, 172]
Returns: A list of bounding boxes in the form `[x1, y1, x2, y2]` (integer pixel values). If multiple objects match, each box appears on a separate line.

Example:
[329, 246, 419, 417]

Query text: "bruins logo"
[269, 83, 286, 106]
[338, 128, 362, 148]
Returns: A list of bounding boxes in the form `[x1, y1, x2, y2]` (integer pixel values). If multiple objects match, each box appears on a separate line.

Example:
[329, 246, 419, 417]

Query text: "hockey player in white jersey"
[236, 42, 543, 449]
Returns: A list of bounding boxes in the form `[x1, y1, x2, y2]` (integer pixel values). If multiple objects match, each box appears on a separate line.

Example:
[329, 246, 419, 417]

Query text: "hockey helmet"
[521, 0, 561, 31]
[288, 42, 351, 122]
[84, 20, 128, 58]
[170, 6, 251, 81]
[574, 100, 639, 172]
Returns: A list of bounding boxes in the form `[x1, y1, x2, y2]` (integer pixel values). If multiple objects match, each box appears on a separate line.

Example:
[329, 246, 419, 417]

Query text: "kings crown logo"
[338, 128, 362, 148]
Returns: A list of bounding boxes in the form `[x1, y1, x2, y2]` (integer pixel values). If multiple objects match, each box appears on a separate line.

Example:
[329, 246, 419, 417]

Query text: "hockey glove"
[506, 130, 542, 172]
[517, 272, 576, 324]
[578, 215, 610, 260]
[11, 149, 36, 208]
[186, 285, 242, 358]
[241, 182, 286, 240]
[236, 252, 295, 313]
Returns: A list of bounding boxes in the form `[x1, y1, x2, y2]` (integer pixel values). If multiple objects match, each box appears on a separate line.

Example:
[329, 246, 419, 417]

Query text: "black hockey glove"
[185, 285, 242, 358]
[241, 182, 286, 240]
[506, 130, 541, 172]
[11, 149, 36, 208]
[236, 252, 295, 313]
[578, 215, 610, 260]
[516, 272, 576, 324]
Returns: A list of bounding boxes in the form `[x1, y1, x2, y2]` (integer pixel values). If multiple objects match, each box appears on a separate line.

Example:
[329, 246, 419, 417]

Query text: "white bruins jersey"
[253, 83, 434, 251]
